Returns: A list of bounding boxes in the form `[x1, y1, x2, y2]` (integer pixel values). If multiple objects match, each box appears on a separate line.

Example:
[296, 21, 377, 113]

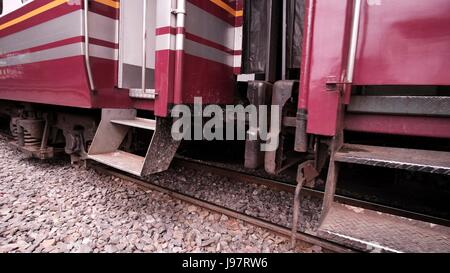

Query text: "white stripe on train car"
[0, 43, 84, 67]
[233, 54, 242, 69]
[89, 44, 118, 61]
[153, 0, 242, 69]
[155, 33, 176, 51]
[234, 26, 243, 52]
[88, 11, 119, 44]
[0, 10, 118, 58]
[184, 38, 235, 68]
[0, 2, 242, 69]
[0, 11, 82, 55]
[0, 42, 117, 67]
[155, 32, 240, 69]
[186, 2, 239, 53]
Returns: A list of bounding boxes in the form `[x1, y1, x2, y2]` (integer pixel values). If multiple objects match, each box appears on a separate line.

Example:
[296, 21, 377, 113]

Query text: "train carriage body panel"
[301, 0, 450, 138]
[0, 0, 243, 116]
[0, 0, 96, 108]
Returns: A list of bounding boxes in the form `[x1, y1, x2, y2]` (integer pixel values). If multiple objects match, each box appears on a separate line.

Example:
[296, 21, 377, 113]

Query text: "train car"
[1, 0, 449, 252]
[293, 0, 450, 252]
[0, 0, 243, 173]
[239, 0, 450, 252]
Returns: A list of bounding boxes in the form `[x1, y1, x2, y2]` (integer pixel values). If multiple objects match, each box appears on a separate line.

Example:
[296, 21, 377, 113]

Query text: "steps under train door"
[88, 109, 180, 176]
[318, 144, 450, 252]
[87, 1, 180, 176]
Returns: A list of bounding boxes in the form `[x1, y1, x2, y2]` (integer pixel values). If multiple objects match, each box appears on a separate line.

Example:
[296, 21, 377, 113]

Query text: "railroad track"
[92, 157, 450, 253]
[3, 129, 447, 252]
[91, 164, 356, 253]
[174, 158, 450, 227]
[89, 162, 357, 253]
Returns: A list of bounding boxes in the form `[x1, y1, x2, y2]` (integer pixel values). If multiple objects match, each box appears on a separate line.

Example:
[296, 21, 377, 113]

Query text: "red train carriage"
[0, 0, 449, 252]
[294, 0, 450, 252]
[0, 0, 242, 110]
[0, 0, 243, 174]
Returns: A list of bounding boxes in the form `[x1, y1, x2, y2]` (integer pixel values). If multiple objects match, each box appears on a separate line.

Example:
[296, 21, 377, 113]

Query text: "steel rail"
[92, 165, 355, 253]
[4, 126, 446, 251]
[173, 158, 450, 228]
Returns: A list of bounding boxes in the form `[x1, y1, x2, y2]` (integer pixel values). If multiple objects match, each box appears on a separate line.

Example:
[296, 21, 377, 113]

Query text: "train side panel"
[302, 0, 450, 138]
[0, 0, 91, 108]
[154, 0, 243, 116]
[0, 0, 243, 114]
[353, 0, 450, 86]
[301, 0, 351, 136]
[0, 0, 135, 109]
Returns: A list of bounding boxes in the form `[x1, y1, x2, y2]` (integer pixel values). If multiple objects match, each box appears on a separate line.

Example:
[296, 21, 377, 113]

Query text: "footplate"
[88, 109, 180, 176]
[318, 203, 450, 253]
[335, 144, 450, 175]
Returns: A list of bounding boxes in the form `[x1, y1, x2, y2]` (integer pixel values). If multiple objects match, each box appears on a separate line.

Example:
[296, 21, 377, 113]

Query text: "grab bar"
[84, 0, 95, 90]
[141, 0, 147, 93]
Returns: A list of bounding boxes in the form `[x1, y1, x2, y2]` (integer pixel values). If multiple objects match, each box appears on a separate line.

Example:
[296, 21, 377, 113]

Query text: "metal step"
[347, 96, 450, 117]
[335, 144, 450, 175]
[89, 151, 144, 176]
[88, 109, 180, 177]
[318, 203, 450, 253]
[111, 118, 156, 130]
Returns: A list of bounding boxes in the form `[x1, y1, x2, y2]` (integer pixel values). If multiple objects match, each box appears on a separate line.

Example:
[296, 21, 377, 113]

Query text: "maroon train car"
[0, 0, 242, 112]
[0, 0, 243, 174]
[294, 0, 450, 252]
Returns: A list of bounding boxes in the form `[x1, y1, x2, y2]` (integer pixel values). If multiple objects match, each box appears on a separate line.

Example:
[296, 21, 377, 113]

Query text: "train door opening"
[118, 0, 157, 99]
[240, 0, 307, 173]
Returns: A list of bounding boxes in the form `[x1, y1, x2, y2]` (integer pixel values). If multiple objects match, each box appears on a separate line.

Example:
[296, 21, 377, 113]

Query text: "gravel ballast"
[0, 136, 320, 253]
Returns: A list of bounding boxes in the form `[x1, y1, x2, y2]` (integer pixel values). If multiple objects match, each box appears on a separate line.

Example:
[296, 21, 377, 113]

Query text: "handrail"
[84, 0, 95, 90]
[173, 0, 186, 104]
[346, 0, 362, 84]
[141, 0, 147, 94]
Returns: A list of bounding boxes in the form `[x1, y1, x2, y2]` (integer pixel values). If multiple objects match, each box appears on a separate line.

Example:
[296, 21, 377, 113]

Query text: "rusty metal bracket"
[265, 80, 299, 174]
[294, 109, 308, 152]
[291, 160, 319, 248]
[245, 81, 273, 169]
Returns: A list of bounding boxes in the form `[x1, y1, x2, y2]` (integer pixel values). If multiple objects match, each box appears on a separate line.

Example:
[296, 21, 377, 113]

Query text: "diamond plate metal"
[335, 144, 450, 175]
[318, 203, 450, 253]
[348, 96, 450, 116]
